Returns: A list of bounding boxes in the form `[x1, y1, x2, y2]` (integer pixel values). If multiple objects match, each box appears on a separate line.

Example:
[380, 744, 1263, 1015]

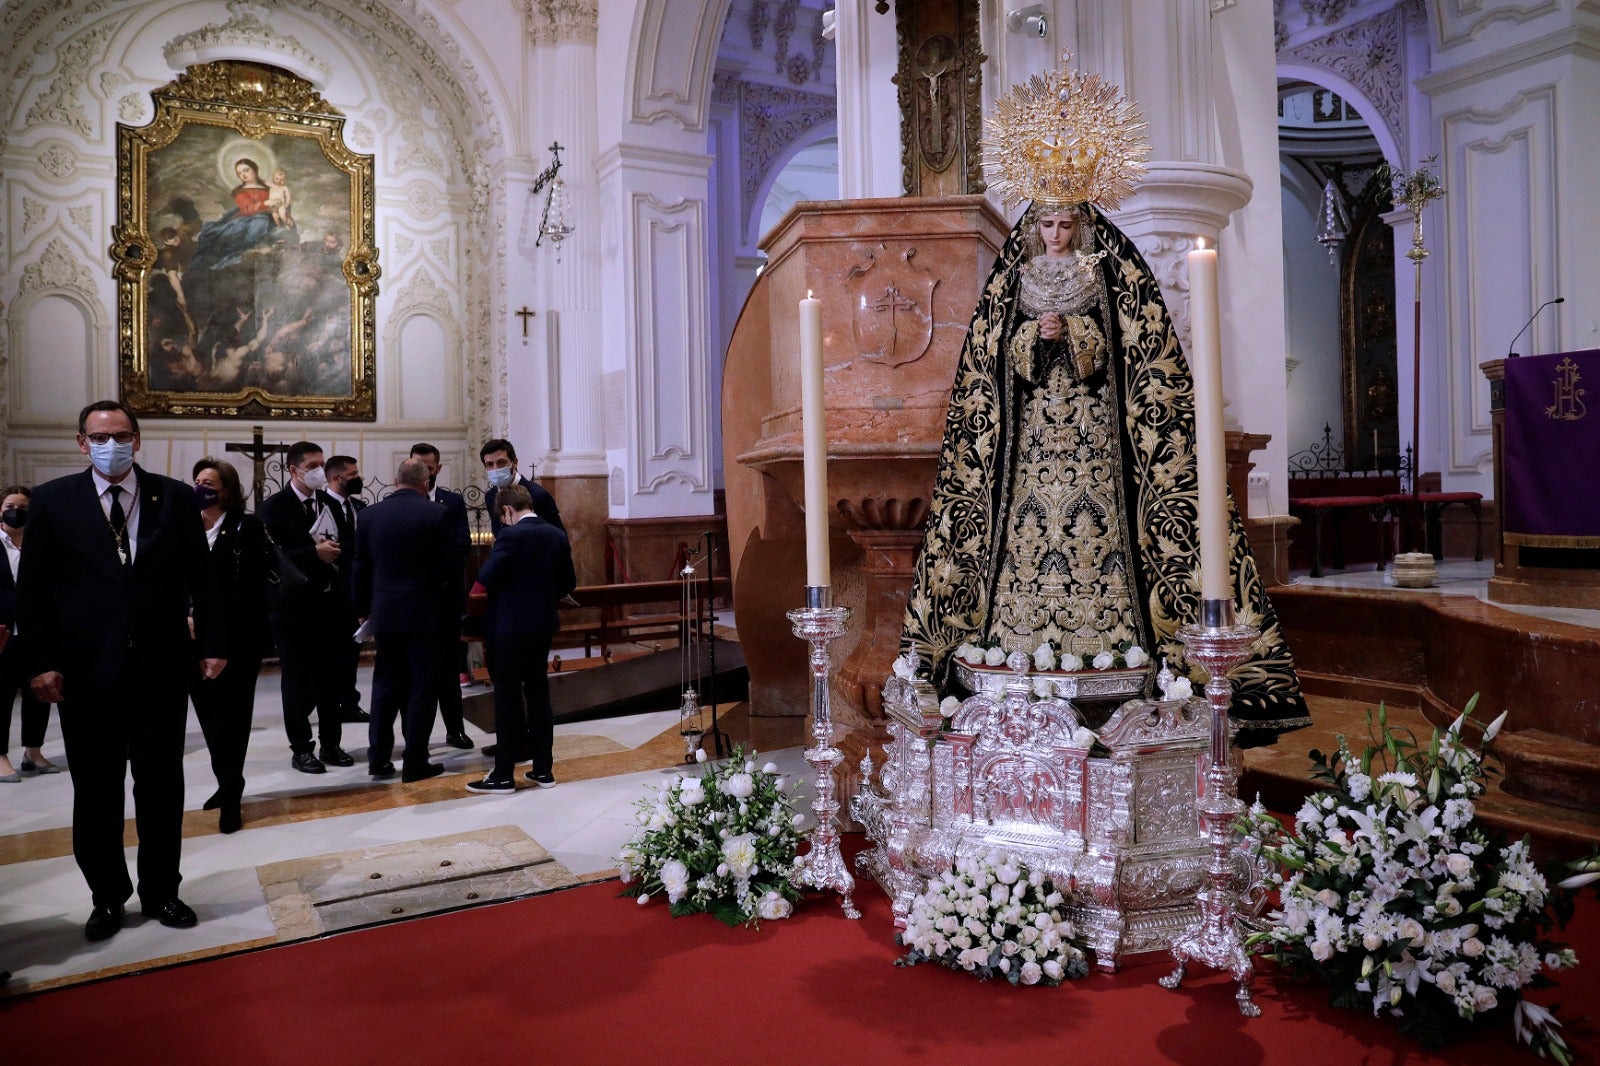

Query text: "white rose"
[1069, 727, 1097, 748]
[1363, 933, 1383, 952]
[660, 859, 690, 903]
[1124, 645, 1148, 668]
[1473, 987, 1498, 1012]
[962, 644, 986, 665]
[1167, 677, 1194, 700]
[1032, 642, 1057, 672]
[1058, 653, 1081, 672]
[1042, 959, 1063, 981]
[1462, 937, 1484, 957]
[1314, 889, 1341, 909]
[722, 833, 758, 879]
[892, 654, 916, 680]
[716, 863, 729, 877]
[1032, 678, 1055, 698]
[1445, 853, 1473, 878]
[939, 696, 961, 716]
[757, 891, 793, 921]
[1020, 960, 1043, 985]
[984, 646, 1007, 666]
[1311, 940, 1334, 962]
[791, 813, 806, 828]
[1092, 651, 1115, 670]
[1436, 971, 1456, 995]
[762, 762, 778, 774]
[678, 782, 705, 807]
[694, 748, 708, 763]
[1397, 918, 1425, 947]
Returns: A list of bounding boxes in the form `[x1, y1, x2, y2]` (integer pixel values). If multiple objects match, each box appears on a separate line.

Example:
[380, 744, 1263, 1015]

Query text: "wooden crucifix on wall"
[226, 425, 291, 510]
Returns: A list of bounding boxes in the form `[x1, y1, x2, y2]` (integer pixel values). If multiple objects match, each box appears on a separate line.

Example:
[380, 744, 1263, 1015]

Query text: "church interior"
[2, 0, 1599, 1061]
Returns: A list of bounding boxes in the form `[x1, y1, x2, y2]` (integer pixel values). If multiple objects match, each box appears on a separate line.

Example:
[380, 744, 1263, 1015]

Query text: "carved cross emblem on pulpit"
[1546, 357, 1587, 422]
[848, 245, 937, 368]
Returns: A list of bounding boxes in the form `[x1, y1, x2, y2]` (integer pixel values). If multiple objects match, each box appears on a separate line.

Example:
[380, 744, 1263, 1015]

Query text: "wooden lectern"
[1483, 354, 1600, 608]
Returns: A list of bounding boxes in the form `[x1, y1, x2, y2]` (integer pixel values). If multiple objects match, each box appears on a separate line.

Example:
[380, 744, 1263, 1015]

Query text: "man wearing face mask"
[260, 441, 353, 774]
[321, 455, 370, 731]
[17, 401, 226, 941]
[480, 438, 563, 537]
[409, 443, 473, 749]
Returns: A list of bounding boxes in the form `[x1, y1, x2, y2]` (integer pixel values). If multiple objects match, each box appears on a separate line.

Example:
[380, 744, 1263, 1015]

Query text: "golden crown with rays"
[981, 53, 1151, 211]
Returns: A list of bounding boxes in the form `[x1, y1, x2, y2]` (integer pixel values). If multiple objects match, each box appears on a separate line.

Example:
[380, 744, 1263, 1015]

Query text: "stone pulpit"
[722, 195, 1010, 789]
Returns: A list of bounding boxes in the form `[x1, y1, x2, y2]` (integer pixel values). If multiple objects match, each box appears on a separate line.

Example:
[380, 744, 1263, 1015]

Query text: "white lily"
[1483, 709, 1509, 743]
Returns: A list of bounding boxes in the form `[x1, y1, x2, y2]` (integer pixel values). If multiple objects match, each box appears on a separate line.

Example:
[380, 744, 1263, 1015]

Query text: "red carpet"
[9, 859, 1598, 1065]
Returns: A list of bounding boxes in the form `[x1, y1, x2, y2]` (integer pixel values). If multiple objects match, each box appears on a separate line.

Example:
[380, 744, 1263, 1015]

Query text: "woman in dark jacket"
[191, 458, 273, 832]
[1, 485, 58, 782]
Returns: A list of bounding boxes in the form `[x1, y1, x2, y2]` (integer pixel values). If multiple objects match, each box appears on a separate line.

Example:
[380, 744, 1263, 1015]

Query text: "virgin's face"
[235, 161, 259, 184]
[1037, 213, 1078, 257]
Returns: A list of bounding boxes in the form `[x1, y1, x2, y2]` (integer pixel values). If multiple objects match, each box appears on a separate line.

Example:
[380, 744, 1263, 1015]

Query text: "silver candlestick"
[788, 586, 860, 919]
[1159, 597, 1263, 1016]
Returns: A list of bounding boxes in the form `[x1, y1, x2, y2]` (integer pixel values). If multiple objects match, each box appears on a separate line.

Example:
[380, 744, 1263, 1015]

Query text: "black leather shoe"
[141, 899, 198, 929]
[339, 708, 371, 724]
[369, 761, 396, 779]
[291, 752, 326, 774]
[85, 904, 124, 942]
[445, 731, 474, 750]
[319, 745, 355, 768]
[401, 762, 445, 783]
[219, 803, 243, 834]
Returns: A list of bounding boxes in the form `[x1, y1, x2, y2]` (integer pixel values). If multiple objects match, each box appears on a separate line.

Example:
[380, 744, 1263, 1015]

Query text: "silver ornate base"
[853, 650, 1266, 970]
[788, 587, 860, 920]
[1158, 601, 1263, 1016]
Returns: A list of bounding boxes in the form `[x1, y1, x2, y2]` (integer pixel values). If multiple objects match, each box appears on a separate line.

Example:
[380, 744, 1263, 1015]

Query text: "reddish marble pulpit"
[722, 195, 1010, 789]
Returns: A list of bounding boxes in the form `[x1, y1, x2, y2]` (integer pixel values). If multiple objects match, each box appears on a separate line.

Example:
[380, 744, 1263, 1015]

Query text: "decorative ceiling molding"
[163, 1, 330, 87]
[526, 0, 598, 47]
[1280, 6, 1407, 154]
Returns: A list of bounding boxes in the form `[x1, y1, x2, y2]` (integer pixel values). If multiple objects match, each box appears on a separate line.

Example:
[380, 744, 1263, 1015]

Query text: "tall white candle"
[1188, 240, 1230, 603]
[799, 290, 829, 587]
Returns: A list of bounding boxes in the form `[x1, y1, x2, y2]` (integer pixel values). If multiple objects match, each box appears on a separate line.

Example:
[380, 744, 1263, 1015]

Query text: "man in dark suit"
[354, 458, 459, 783]
[480, 438, 563, 536]
[17, 400, 226, 940]
[409, 443, 473, 749]
[259, 441, 353, 774]
[321, 454, 369, 732]
[466, 484, 576, 793]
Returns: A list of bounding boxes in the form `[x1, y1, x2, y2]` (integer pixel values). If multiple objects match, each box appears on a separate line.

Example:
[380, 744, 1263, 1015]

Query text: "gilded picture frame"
[113, 60, 379, 420]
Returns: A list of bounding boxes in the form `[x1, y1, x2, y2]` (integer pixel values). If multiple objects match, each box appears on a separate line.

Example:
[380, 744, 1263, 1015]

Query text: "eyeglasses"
[84, 432, 136, 445]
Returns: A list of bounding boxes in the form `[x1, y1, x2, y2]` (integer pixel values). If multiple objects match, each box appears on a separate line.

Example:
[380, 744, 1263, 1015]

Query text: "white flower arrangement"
[956, 639, 1148, 674]
[897, 851, 1090, 986]
[618, 745, 804, 926]
[1242, 698, 1580, 1061]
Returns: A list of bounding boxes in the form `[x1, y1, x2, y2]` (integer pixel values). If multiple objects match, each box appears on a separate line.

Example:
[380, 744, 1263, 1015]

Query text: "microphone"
[1506, 296, 1564, 358]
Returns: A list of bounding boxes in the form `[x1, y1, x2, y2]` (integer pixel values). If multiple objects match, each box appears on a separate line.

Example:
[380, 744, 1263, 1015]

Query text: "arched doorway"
[1278, 79, 1395, 470]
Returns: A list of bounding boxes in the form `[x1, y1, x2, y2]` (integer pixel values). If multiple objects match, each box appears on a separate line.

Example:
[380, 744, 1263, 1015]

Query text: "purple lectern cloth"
[1503, 348, 1600, 538]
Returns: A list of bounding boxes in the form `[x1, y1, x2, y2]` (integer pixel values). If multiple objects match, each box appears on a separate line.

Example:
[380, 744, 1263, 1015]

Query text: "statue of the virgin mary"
[900, 58, 1309, 741]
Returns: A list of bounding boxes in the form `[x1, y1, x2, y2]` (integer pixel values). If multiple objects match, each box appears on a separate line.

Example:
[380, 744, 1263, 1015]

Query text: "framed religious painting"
[112, 60, 378, 420]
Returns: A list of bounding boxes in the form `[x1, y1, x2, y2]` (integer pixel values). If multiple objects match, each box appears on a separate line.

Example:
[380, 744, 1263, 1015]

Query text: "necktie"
[304, 496, 316, 525]
[108, 485, 130, 568]
[345, 500, 356, 528]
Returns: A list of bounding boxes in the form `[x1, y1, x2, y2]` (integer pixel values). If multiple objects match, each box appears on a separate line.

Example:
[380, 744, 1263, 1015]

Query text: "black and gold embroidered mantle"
[900, 207, 1310, 738]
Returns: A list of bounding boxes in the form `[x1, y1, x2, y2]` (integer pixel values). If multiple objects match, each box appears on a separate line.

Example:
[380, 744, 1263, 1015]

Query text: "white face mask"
[300, 466, 327, 492]
[89, 438, 136, 479]
[486, 467, 515, 490]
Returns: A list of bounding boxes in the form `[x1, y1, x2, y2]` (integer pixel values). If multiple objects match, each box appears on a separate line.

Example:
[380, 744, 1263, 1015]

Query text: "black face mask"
[344, 476, 365, 496]
[1, 506, 25, 529]
[427, 473, 438, 491]
[192, 485, 220, 510]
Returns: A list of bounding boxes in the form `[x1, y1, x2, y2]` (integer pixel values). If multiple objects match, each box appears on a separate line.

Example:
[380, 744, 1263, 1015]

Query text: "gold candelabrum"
[1158, 598, 1264, 1016]
[788, 587, 860, 919]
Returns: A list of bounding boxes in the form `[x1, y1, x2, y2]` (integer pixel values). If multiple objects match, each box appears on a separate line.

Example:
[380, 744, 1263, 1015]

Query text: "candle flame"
[1195, 237, 1208, 251]
[808, 289, 814, 299]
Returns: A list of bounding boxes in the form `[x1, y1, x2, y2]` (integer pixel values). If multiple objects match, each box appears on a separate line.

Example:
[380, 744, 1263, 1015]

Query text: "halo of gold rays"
[981, 53, 1150, 211]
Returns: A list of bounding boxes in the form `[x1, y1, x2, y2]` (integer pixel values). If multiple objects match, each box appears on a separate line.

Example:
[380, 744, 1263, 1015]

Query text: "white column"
[832, 0, 901, 199]
[595, 140, 718, 519]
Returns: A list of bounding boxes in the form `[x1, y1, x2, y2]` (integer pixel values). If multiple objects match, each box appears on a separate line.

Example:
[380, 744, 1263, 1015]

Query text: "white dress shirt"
[91, 467, 140, 564]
